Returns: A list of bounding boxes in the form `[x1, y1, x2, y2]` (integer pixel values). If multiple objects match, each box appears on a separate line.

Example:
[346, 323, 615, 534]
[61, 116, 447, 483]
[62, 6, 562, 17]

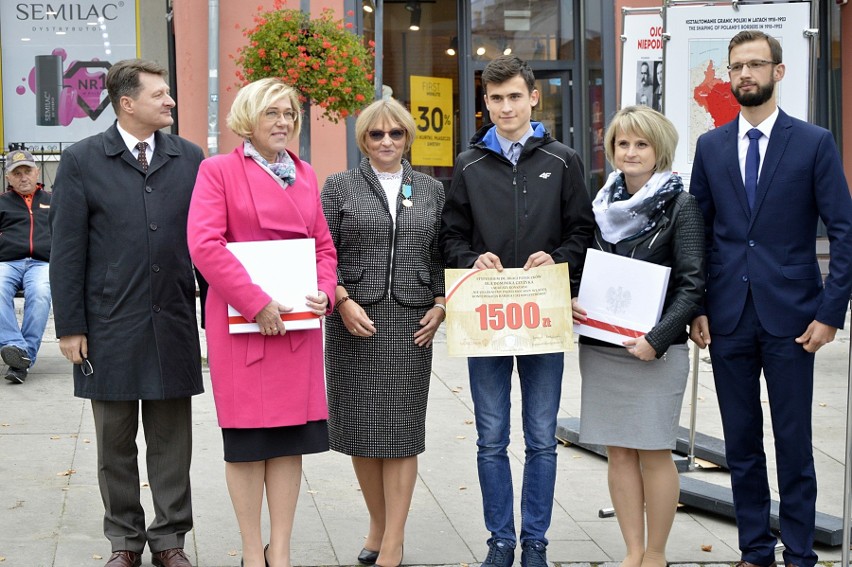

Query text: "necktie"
[511, 142, 522, 165]
[744, 128, 761, 210]
[136, 141, 149, 173]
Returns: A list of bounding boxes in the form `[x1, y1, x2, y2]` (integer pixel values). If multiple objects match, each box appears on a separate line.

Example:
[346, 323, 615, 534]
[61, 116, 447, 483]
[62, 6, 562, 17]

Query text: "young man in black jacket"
[0, 149, 51, 384]
[441, 55, 594, 567]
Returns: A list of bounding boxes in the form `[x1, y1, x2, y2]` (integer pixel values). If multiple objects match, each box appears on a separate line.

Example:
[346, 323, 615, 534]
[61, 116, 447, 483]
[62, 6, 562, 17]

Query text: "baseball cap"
[5, 150, 37, 174]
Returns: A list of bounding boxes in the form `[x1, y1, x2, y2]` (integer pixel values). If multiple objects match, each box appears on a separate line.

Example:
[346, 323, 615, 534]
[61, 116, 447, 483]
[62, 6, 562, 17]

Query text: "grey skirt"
[578, 343, 689, 450]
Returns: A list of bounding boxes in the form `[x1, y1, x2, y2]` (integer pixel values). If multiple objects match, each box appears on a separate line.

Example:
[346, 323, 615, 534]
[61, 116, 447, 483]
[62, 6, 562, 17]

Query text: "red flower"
[236, 6, 374, 123]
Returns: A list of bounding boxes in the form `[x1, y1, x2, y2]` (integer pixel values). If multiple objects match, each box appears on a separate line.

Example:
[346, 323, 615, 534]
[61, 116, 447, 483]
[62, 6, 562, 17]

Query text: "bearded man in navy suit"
[690, 30, 852, 567]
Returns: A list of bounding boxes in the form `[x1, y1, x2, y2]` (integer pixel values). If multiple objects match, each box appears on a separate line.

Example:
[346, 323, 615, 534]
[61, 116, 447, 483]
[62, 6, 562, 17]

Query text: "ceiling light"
[409, 4, 421, 31]
[446, 36, 458, 56]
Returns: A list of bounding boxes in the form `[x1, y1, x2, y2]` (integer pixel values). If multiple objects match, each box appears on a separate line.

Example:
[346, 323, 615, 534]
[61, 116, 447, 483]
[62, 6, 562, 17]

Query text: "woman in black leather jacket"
[572, 106, 705, 567]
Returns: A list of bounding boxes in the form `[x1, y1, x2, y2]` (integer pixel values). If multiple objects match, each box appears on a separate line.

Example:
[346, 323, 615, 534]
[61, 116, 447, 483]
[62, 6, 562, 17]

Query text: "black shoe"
[358, 548, 379, 565]
[520, 540, 548, 567]
[372, 545, 403, 567]
[1, 345, 30, 370]
[482, 540, 514, 567]
[5, 367, 26, 384]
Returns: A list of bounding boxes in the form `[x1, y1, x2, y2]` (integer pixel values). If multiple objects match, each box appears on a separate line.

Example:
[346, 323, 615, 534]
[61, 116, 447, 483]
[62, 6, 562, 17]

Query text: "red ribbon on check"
[228, 312, 319, 325]
[581, 318, 644, 338]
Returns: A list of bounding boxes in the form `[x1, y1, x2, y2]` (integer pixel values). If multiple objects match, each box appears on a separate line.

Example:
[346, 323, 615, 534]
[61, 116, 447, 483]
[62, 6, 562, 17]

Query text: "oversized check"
[444, 264, 573, 357]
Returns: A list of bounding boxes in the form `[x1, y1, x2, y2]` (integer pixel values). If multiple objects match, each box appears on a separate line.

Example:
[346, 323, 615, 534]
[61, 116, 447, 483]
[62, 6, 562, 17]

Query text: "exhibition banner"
[663, 1, 810, 187]
[620, 10, 664, 112]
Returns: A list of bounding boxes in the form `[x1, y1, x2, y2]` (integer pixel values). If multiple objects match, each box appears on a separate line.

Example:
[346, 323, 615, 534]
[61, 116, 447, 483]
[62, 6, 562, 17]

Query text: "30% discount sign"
[444, 264, 574, 357]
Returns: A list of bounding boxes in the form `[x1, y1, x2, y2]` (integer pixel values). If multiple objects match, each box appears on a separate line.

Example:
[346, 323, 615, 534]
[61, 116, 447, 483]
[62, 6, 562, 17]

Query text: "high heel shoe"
[240, 548, 270, 567]
[358, 548, 380, 565]
[373, 545, 403, 567]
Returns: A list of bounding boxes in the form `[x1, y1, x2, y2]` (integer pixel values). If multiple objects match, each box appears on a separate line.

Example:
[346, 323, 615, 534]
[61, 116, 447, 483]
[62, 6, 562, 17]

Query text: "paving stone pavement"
[1, 301, 850, 566]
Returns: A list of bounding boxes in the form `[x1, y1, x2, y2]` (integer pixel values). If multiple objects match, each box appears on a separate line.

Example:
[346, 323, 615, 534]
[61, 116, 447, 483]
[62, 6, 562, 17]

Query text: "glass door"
[472, 70, 572, 148]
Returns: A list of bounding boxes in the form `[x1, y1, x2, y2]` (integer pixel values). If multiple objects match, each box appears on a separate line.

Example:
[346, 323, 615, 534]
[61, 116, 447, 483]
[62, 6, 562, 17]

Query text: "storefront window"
[471, 0, 574, 61]
[362, 0, 460, 186]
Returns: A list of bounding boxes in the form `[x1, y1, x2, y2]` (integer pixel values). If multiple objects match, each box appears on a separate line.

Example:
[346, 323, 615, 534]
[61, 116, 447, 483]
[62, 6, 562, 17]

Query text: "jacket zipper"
[512, 162, 520, 264]
[24, 194, 34, 256]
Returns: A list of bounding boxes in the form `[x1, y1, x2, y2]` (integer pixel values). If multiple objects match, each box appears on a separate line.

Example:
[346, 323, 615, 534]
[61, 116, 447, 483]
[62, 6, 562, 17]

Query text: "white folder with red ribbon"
[574, 248, 670, 346]
[226, 239, 320, 333]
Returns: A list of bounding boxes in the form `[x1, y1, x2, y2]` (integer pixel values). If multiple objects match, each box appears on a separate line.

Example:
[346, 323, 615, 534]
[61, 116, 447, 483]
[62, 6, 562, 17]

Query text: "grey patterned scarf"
[592, 170, 683, 243]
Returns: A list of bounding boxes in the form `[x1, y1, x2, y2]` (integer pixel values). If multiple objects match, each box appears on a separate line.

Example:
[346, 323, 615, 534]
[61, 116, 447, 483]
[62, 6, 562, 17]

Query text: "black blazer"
[584, 189, 706, 357]
[321, 158, 445, 307]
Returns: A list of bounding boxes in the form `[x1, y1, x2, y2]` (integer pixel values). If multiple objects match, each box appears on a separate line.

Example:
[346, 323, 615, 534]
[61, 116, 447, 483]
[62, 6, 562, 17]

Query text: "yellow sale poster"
[410, 75, 453, 167]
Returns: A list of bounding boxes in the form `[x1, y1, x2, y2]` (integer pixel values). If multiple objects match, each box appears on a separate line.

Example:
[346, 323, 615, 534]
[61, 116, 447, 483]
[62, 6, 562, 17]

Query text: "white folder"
[225, 239, 319, 333]
[574, 248, 670, 345]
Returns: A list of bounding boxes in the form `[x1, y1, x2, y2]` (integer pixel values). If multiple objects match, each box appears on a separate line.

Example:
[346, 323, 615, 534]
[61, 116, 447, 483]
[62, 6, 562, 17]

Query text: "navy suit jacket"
[690, 109, 852, 337]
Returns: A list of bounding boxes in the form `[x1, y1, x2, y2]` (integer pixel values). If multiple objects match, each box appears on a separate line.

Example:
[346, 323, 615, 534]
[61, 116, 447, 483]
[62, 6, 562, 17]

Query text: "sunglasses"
[368, 129, 406, 141]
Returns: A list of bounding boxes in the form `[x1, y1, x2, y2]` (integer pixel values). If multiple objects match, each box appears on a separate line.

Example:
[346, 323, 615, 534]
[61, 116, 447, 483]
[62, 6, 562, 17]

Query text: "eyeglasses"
[263, 109, 298, 123]
[368, 129, 406, 141]
[727, 59, 778, 74]
[80, 358, 93, 376]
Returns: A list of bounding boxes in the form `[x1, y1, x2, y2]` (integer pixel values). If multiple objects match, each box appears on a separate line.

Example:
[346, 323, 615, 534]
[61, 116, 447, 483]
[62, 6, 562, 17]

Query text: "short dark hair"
[106, 59, 168, 114]
[728, 30, 782, 64]
[481, 55, 536, 95]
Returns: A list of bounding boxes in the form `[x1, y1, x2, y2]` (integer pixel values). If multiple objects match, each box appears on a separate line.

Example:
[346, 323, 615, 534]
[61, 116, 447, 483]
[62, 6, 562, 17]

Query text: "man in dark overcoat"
[49, 59, 204, 567]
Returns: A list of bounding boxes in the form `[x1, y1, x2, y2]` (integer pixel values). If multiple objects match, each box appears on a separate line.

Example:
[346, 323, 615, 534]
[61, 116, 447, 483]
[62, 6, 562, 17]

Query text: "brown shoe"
[152, 548, 193, 567]
[735, 562, 777, 567]
[105, 550, 141, 567]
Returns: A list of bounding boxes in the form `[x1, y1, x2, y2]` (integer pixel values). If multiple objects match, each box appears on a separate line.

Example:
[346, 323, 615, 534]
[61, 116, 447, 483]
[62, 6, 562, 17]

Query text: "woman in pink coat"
[187, 78, 337, 567]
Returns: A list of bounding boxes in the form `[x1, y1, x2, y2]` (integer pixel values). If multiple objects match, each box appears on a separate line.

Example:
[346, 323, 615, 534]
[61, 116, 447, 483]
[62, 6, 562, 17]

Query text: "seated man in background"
[0, 149, 52, 384]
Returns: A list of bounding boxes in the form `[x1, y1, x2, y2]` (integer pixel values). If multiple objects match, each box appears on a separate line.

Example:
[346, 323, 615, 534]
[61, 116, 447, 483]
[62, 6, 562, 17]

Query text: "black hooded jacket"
[440, 122, 594, 295]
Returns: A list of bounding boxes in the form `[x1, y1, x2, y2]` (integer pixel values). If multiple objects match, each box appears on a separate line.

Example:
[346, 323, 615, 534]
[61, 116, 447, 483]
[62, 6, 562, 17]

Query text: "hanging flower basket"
[234, 3, 375, 123]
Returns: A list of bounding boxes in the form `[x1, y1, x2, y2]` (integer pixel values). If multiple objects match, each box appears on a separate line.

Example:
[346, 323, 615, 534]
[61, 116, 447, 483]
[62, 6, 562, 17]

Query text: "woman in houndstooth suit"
[321, 98, 445, 567]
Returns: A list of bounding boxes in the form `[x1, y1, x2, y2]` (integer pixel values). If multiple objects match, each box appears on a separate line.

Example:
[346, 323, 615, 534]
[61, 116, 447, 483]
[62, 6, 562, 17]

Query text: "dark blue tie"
[744, 128, 761, 210]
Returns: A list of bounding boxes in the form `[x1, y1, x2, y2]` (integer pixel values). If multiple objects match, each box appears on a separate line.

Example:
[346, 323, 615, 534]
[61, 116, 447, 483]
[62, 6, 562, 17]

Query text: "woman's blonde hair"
[354, 98, 417, 155]
[603, 105, 678, 172]
[226, 78, 302, 140]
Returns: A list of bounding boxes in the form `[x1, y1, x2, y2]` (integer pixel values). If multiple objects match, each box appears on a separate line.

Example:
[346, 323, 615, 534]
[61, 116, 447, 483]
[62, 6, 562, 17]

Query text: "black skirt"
[222, 420, 329, 462]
